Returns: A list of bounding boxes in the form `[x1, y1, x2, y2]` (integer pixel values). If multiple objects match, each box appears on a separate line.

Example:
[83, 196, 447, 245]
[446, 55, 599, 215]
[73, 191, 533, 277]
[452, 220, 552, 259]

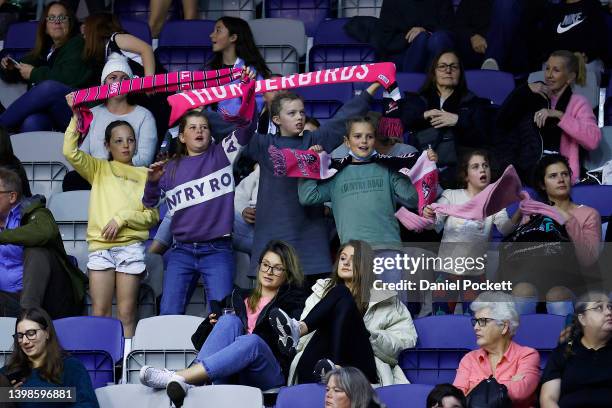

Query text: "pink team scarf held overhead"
[395, 165, 566, 231]
[167, 62, 400, 125]
[71, 67, 243, 134]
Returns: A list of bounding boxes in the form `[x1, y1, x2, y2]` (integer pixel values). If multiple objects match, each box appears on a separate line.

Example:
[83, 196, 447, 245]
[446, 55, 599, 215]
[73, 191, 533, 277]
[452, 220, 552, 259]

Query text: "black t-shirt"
[541, 339, 612, 408]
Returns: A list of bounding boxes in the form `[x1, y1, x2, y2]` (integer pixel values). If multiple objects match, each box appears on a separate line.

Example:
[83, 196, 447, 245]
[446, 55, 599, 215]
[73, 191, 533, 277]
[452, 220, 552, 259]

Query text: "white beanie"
[101, 53, 133, 84]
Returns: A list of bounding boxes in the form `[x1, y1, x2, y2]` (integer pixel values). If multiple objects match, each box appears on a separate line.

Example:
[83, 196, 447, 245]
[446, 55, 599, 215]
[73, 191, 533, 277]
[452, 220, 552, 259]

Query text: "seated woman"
[0, 1, 92, 132]
[540, 291, 612, 408]
[324, 367, 385, 408]
[453, 292, 540, 408]
[0, 307, 98, 407]
[397, 51, 493, 187]
[427, 383, 466, 408]
[509, 154, 602, 314]
[496, 50, 600, 184]
[139, 240, 307, 407]
[423, 150, 521, 315]
[271, 240, 417, 386]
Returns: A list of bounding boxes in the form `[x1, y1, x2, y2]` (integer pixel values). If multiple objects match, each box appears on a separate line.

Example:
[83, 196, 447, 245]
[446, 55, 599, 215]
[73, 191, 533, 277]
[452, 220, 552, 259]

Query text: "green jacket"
[0, 197, 87, 307]
[20, 35, 92, 88]
[298, 162, 418, 245]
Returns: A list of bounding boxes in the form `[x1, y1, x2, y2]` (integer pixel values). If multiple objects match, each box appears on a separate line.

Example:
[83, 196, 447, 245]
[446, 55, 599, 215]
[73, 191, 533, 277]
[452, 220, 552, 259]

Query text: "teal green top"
[1, 356, 99, 407]
[298, 161, 418, 245]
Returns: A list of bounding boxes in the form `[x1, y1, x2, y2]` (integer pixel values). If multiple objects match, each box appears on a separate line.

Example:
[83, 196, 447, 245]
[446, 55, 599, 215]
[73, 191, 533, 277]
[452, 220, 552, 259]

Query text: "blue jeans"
[232, 213, 254, 254]
[195, 315, 285, 389]
[0, 80, 72, 132]
[160, 239, 235, 315]
[393, 31, 455, 73]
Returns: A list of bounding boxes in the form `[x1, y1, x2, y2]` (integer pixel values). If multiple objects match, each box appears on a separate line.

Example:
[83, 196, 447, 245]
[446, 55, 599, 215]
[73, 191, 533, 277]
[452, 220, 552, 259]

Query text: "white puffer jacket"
[287, 279, 418, 386]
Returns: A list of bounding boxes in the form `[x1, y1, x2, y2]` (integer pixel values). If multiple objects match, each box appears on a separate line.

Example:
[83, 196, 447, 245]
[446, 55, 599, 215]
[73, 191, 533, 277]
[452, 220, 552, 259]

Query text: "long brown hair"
[456, 149, 493, 189]
[29, 1, 78, 61]
[420, 50, 468, 97]
[82, 13, 124, 65]
[565, 291, 611, 358]
[169, 110, 211, 181]
[6, 308, 66, 384]
[248, 240, 304, 312]
[324, 240, 375, 314]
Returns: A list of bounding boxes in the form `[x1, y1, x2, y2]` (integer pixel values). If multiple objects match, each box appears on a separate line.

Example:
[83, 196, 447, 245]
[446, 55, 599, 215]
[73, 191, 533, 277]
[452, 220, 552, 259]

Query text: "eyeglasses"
[13, 329, 42, 342]
[260, 262, 285, 276]
[583, 303, 612, 314]
[46, 15, 69, 23]
[471, 317, 498, 327]
[436, 63, 460, 72]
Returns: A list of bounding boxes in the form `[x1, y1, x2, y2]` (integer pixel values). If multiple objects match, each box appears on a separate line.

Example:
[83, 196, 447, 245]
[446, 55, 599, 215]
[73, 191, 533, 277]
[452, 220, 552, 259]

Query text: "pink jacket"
[565, 205, 602, 266]
[554, 93, 601, 184]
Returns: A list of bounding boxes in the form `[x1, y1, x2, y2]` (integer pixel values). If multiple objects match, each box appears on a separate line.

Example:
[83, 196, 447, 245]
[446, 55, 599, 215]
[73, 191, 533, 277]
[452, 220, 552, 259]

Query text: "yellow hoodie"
[63, 118, 159, 251]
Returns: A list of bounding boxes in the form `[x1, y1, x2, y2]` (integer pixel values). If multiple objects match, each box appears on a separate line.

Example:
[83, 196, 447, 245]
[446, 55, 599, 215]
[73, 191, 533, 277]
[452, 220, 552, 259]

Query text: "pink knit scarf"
[167, 62, 399, 124]
[71, 67, 242, 134]
[395, 165, 566, 232]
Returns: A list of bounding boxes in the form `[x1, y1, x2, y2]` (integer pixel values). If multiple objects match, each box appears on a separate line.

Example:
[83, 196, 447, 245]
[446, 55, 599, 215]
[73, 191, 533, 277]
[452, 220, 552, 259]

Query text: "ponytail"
[572, 52, 587, 87]
[550, 50, 586, 87]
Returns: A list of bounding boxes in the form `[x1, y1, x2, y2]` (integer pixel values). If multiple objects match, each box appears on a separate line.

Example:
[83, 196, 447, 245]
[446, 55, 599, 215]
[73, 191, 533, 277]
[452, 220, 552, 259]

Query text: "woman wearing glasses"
[394, 50, 493, 187]
[453, 292, 540, 408]
[540, 291, 612, 408]
[0, 1, 92, 133]
[139, 240, 307, 407]
[0, 307, 98, 407]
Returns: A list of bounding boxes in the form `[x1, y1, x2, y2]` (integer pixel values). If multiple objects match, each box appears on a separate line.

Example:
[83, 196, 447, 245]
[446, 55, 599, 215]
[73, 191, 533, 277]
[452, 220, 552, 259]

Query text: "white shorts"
[87, 242, 146, 275]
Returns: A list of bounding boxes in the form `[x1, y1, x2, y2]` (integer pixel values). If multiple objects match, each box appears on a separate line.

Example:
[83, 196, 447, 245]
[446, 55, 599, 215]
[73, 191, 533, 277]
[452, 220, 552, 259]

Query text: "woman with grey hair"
[453, 292, 541, 408]
[324, 367, 386, 408]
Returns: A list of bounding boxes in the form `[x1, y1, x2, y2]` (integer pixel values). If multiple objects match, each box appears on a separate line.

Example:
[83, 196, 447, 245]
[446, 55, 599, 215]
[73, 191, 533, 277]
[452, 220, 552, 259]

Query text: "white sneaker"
[481, 58, 499, 71]
[167, 378, 192, 408]
[139, 366, 177, 389]
[269, 308, 300, 355]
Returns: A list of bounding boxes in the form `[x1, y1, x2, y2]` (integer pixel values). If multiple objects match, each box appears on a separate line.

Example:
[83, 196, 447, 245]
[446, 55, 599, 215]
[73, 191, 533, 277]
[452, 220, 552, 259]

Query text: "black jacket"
[397, 88, 495, 149]
[191, 284, 307, 380]
[454, 0, 493, 38]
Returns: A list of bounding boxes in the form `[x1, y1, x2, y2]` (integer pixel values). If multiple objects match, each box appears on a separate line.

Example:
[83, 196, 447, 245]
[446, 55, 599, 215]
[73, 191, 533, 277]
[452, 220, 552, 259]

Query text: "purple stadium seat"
[265, 0, 331, 37]
[114, 0, 179, 23]
[309, 18, 377, 71]
[514, 313, 565, 368]
[0, 21, 38, 61]
[275, 384, 325, 408]
[376, 384, 434, 408]
[396, 72, 426, 94]
[399, 316, 477, 384]
[120, 18, 152, 45]
[295, 83, 354, 123]
[155, 20, 216, 72]
[465, 70, 515, 106]
[54, 316, 124, 388]
[572, 184, 612, 217]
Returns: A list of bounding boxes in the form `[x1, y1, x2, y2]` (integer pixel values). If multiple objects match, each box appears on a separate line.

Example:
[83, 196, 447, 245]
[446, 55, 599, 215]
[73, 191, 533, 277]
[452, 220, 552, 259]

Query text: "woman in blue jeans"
[0, 1, 92, 132]
[139, 240, 307, 407]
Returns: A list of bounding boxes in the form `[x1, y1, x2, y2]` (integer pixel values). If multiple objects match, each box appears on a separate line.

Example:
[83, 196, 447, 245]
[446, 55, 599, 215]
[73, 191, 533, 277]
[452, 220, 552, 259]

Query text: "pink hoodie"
[553, 93, 601, 184]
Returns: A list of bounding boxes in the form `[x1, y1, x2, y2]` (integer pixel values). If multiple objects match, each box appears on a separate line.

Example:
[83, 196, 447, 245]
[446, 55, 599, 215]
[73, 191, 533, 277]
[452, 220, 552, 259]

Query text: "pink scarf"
[168, 63, 399, 124]
[71, 68, 243, 134]
[399, 151, 439, 215]
[269, 146, 338, 180]
[395, 165, 566, 231]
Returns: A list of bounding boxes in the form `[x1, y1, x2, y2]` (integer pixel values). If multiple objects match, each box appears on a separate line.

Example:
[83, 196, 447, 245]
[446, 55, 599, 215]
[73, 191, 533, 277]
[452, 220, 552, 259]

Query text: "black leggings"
[296, 284, 377, 384]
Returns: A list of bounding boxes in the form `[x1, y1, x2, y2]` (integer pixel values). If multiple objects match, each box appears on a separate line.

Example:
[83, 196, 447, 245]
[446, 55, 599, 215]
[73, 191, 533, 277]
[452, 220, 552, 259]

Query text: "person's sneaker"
[166, 378, 192, 408]
[313, 358, 336, 380]
[139, 366, 177, 389]
[481, 58, 499, 71]
[269, 308, 300, 355]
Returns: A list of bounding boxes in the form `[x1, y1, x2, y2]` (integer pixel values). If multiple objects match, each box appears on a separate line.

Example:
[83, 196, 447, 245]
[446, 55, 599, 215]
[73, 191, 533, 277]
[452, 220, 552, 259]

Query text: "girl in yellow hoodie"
[63, 93, 159, 337]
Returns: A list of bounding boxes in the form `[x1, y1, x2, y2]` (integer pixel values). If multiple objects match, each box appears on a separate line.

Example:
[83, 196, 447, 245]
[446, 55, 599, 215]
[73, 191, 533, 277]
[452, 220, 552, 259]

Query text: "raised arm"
[113, 33, 156, 77]
[62, 114, 102, 185]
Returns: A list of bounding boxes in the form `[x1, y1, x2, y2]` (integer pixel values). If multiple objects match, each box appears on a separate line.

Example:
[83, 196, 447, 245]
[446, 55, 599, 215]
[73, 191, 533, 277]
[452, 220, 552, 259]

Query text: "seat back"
[309, 19, 376, 70]
[265, 0, 331, 37]
[0, 317, 16, 367]
[528, 70, 599, 109]
[47, 191, 90, 271]
[396, 72, 426, 94]
[95, 384, 170, 407]
[572, 184, 612, 217]
[202, 0, 256, 20]
[514, 313, 566, 369]
[119, 18, 152, 44]
[183, 385, 263, 407]
[114, 0, 179, 23]
[585, 126, 612, 170]
[465, 70, 515, 106]
[155, 20, 215, 72]
[376, 384, 435, 408]
[54, 316, 124, 363]
[249, 18, 307, 57]
[295, 83, 354, 123]
[0, 22, 38, 60]
[340, 0, 383, 17]
[275, 384, 325, 408]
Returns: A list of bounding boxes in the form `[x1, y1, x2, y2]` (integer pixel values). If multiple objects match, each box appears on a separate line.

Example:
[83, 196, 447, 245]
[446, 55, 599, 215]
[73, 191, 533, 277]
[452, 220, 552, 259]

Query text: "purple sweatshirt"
[143, 119, 256, 243]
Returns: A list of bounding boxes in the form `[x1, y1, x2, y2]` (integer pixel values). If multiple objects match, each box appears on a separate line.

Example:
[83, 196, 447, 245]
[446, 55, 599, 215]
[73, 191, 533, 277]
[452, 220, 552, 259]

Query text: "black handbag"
[466, 376, 512, 408]
[412, 127, 457, 167]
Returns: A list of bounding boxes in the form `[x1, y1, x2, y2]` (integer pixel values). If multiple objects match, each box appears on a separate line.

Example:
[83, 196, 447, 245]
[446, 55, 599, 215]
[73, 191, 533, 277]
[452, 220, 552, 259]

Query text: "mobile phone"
[6, 56, 20, 67]
[5, 370, 24, 383]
